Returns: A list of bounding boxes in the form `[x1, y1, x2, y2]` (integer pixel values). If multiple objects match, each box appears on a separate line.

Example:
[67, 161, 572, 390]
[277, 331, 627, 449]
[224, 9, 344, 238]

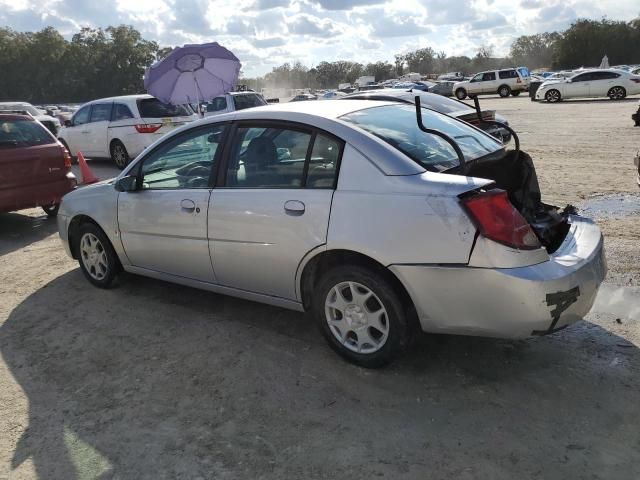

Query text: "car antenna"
[472, 96, 520, 160]
[414, 96, 467, 173]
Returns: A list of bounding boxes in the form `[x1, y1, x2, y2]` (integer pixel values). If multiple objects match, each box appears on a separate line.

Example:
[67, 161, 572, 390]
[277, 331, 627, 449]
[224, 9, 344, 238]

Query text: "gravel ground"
[1, 95, 639, 479]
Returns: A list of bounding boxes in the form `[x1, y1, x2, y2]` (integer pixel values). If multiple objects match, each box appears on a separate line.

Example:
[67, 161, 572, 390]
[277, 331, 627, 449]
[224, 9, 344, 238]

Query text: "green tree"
[510, 32, 560, 69]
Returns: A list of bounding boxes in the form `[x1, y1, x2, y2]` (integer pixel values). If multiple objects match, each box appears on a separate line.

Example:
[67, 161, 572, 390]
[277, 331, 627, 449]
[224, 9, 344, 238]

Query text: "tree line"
[0, 18, 638, 103]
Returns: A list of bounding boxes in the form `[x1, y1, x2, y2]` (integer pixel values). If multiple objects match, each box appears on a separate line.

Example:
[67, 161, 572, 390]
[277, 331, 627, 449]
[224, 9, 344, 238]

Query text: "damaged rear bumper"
[390, 215, 606, 339]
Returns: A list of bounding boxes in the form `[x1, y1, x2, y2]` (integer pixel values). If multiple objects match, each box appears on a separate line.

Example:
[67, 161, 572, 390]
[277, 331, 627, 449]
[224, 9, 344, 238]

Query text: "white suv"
[58, 94, 197, 169]
[454, 68, 530, 100]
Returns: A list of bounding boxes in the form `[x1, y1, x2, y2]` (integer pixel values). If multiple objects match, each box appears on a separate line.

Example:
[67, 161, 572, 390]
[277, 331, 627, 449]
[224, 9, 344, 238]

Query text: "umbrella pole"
[193, 72, 203, 118]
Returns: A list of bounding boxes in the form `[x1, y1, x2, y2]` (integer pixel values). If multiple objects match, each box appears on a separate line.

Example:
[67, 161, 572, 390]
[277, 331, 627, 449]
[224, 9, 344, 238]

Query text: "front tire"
[455, 88, 467, 100]
[110, 140, 130, 170]
[498, 85, 511, 97]
[313, 265, 412, 368]
[76, 223, 121, 288]
[545, 89, 561, 103]
[42, 203, 59, 217]
[607, 86, 626, 100]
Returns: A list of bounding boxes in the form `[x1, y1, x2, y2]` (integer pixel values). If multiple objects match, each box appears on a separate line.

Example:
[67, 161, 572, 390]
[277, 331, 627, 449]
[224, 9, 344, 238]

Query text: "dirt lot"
[1, 95, 639, 479]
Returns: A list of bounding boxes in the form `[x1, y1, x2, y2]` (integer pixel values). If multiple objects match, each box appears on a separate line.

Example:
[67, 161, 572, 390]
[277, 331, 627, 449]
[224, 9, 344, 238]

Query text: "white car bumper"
[390, 216, 606, 338]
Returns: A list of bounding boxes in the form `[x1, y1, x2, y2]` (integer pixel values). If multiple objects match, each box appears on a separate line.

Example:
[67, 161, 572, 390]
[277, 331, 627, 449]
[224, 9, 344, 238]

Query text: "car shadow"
[2, 270, 639, 478]
[0, 210, 59, 256]
[536, 97, 640, 105]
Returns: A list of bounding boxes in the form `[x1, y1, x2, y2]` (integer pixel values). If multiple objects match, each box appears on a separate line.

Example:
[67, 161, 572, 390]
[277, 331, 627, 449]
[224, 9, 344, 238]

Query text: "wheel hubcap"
[113, 146, 126, 167]
[80, 233, 108, 280]
[325, 281, 389, 354]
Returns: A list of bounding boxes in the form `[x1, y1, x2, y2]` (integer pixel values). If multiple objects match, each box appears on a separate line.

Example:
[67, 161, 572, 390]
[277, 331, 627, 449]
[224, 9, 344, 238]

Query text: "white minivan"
[58, 94, 197, 169]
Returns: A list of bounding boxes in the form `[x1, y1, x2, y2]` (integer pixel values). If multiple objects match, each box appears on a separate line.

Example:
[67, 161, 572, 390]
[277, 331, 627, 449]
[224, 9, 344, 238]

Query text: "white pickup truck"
[203, 92, 268, 117]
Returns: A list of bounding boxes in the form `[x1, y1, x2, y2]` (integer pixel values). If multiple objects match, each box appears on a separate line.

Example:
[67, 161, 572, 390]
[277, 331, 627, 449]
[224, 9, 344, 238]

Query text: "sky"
[0, 0, 638, 76]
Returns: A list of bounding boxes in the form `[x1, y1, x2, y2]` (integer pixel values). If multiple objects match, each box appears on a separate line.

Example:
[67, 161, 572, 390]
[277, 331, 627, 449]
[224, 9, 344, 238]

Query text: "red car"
[0, 114, 77, 216]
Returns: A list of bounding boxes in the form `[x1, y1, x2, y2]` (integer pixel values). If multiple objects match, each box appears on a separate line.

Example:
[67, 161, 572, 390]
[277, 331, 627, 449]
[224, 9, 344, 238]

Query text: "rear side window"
[592, 71, 620, 80]
[498, 70, 518, 79]
[137, 98, 192, 118]
[112, 104, 134, 121]
[90, 103, 112, 123]
[0, 118, 55, 147]
[232, 94, 267, 111]
[482, 72, 496, 81]
[307, 134, 340, 188]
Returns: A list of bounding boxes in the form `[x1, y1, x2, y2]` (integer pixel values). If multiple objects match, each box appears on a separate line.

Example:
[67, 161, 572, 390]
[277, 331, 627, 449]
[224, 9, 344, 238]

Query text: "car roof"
[83, 94, 153, 105]
[0, 113, 33, 121]
[230, 99, 392, 120]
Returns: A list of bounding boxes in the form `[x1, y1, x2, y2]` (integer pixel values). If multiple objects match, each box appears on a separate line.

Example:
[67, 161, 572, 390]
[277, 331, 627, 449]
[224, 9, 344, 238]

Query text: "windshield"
[137, 98, 192, 118]
[0, 104, 41, 116]
[0, 118, 54, 148]
[341, 104, 503, 171]
[232, 94, 267, 110]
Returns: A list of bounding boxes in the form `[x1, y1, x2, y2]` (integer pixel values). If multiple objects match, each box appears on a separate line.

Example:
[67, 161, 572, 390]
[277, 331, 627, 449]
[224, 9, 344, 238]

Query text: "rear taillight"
[631, 79, 640, 84]
[62, 147, 72, 169]
[461, 190, 541, 250]
[135, 123, 162, 133]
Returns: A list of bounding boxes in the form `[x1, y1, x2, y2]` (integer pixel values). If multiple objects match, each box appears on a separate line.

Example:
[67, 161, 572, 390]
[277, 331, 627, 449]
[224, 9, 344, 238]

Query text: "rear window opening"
[0, 118, 55, 148]
[232, 94, 267, 111]
[137, 98, 192, 118]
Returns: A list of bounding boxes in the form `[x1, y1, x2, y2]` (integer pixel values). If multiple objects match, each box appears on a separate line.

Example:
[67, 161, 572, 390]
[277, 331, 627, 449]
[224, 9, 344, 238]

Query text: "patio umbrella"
[144, 42, 241, 108]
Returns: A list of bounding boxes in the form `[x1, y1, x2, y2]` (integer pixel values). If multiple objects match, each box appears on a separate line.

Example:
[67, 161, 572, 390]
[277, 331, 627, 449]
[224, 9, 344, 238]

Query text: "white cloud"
[0, 0, 637, 76]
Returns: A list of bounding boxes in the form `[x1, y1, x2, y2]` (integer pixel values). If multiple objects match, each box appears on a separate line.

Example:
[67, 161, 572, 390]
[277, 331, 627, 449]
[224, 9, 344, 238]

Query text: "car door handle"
[284, 200, 305, 216]
[180, 199, 197, 213]
[80, 130, 90, 134]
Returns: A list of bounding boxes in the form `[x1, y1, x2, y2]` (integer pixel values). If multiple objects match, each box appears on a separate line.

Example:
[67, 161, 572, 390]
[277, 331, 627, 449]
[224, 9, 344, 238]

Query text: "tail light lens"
[62, 147, 72, 169]
[516, 78, 522, 83]
[631, 79, 640, 84]
[461, 190, 541, 250]
[135, 123, 162, 133]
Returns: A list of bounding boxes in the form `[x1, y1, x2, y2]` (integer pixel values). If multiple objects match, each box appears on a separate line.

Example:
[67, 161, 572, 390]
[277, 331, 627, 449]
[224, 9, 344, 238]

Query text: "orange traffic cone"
[77, 151, 99, 185]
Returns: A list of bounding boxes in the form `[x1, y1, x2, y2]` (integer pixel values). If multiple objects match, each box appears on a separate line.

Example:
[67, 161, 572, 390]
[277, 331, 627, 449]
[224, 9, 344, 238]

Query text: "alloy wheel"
[546, 90, 560, 103]
[112, 144, 127, 168]
[325, 281, 389, 354]
[80, 233, 109, 281]
[608, 87, 625, 100]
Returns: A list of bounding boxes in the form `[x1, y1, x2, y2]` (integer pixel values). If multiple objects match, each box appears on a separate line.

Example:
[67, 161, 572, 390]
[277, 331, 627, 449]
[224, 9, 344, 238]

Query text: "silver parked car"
[57, 100, 606, 367]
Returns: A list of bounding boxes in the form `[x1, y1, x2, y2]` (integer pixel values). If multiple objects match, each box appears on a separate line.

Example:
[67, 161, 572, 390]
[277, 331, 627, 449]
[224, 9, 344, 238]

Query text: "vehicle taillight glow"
[135, 123, 163, 133]
[461, 190, 541, 250]
[62, 147, 72, 169]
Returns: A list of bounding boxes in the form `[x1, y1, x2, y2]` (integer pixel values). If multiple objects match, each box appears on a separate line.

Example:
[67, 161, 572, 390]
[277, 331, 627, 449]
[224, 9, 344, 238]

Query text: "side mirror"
[64, 120, 72, 127]
[114, 175, 138, 192]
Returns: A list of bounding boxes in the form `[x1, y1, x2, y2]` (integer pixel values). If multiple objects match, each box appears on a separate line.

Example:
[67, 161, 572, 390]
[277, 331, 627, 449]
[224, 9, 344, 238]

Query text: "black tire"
[498, 85, 511, 97]
[110, 140, 130, 170]
[511, 91, 521, 97]
[42, 204, 59, 217]
[313, 265, 412, 368]
[607, 86, 626, 100]
[58, 138, 77, 163]
[455, 88, 467, 100]
[545, 89, 561, 103]
[76, 223, 121, 288]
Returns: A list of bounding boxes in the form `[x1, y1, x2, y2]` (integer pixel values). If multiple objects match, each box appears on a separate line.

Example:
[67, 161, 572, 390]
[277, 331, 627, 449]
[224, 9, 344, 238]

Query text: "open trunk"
[463, 150, 571, 253]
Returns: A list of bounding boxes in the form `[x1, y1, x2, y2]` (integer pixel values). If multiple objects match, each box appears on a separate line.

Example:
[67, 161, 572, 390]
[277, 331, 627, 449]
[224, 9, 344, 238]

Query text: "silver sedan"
[57, 100, 606, 367]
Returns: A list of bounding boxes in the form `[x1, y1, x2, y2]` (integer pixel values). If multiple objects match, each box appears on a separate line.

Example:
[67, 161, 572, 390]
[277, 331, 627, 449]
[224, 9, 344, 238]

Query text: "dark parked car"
[0, 114, 76, 216]
[290, 94, 318, 102]
[343, 89, 512, 143]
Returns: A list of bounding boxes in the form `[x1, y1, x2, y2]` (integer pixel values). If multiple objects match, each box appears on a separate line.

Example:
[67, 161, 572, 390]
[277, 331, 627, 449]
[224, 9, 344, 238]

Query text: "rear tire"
[42, 204, 59, 217]
[313, 265, 412, 368]
[455, 88, 467, 100]
[110, 140, 130, 170]
[76, 223, 121, 288]
[607, 86, 626, 100]
[545, 89, 561, 103]
[498, 85, 511, 97]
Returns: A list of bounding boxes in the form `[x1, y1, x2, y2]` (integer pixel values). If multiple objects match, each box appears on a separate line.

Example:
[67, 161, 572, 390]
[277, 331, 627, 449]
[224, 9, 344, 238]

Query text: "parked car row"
[0, 102, 62, 135]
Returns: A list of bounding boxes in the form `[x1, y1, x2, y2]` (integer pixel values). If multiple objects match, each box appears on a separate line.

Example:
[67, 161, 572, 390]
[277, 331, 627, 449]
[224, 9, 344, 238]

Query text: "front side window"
[140, 124, 226, 189]
[232, 94, 267, 111]
[498, 70, 517, 79]
[225, 126, 312, 188]
[471, 73, 483, 82]
[341, 105, 503, 172]
[73, 106, 91, 126]
[207, 97, 228, 112]
[90, 103, 112, 123]
[482, 72, 496, 81]
[572, 73, 592, 82]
